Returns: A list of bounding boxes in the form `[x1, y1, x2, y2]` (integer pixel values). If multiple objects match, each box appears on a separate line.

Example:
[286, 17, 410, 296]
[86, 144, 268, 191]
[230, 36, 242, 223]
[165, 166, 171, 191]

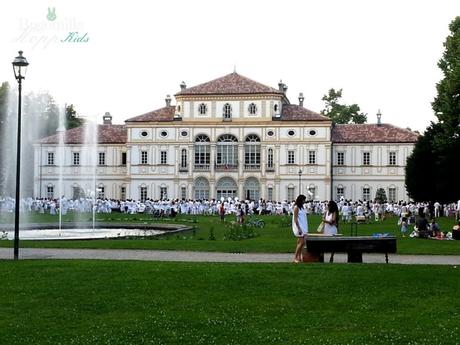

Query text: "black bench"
[305, 235, 397, 263]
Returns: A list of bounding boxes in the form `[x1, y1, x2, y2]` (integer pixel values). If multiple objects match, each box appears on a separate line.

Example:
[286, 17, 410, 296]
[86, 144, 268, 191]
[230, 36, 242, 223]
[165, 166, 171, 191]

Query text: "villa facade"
[33, 72, 419, 202]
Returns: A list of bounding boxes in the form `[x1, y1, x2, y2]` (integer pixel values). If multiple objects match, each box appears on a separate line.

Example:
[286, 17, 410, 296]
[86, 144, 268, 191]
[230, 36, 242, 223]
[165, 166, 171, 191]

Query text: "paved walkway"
[1, 248, 460, 265]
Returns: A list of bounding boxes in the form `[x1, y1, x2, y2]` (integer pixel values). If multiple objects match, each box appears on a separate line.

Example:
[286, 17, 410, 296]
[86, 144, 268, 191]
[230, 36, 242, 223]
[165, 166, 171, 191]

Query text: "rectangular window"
[336, 187, 344, 199]
[194, 146, 210, 166]
[362, 152, 370, 166]
[140, 186, 147, 202]
[337, 152, 344, 166]
[47, 152, 54, 165]
[160, 187, 167, 200]
[160, 151, 167, 165]
[267, 187, 273, 201]
[120, 186, 126, 201]
[267, 148, 274, 168]
[121, 152, 127, 165]
[287, 150, 295, 164]
[287, 187, 295, 201]
[181, 187, 187, 200]
[388, 188, 396, 202]
[98, 152, 106, 165]
[141, 151, 148, 165]
[181, 149, 187, 168]
[362, 187, 370, 201]
[73, 152, 80, 165]
[389, 151, 397, 166]
[97, 186, 105, 199]
[308, 150, 316, 165]
[46, 186, 54, 199]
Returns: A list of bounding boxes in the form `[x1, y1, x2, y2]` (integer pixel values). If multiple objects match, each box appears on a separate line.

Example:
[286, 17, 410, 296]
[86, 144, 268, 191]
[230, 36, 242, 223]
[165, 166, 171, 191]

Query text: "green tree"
[320, 88, 367, 124]
[374, 188, 387, 204]
[406, 17, 460, 202]
[65, 104, 84, 129]
[432, 16, 460, 147]
[405, 125, 438, 201]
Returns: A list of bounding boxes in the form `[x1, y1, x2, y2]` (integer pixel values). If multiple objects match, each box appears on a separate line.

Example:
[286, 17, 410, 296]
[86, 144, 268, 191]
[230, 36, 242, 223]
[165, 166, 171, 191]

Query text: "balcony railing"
[215, 163, 238, 171]
[179, 166, 188, 172]
[194, 164, 210, 171]
[266, 165, 275, 172]
[244, 164, 260, 171]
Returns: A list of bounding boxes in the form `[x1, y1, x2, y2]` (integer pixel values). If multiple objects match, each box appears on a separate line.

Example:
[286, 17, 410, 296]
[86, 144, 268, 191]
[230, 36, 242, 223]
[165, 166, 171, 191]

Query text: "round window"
[267, 130, 274, 137]
[288, 130, 295, 136]
[309, 130, 317, 136]
[160, 131, 168, 138]
[181, 130, 188, 137]
[140, 131, 148, 137]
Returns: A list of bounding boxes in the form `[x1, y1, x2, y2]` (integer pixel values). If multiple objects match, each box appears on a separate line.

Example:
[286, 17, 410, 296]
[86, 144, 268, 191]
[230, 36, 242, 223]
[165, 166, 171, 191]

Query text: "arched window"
[223, 103, 232, 120]
[181, 149, 187, 169]
[244, 177, 260, 200]
[194, 177, 210, 200]
[244, 134, 261, 170]
[248, 103, 257, 115]
[216, 177, 237, 200]
[198, 103, 207, 115]
[194, 134, 210, 170]
[216, 134, 238, 169]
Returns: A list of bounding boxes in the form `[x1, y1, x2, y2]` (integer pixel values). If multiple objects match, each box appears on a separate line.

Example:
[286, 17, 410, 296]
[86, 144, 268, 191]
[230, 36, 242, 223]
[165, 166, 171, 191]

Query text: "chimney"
[376, 109, 382, 126]
[298, 92, 304, 107]
[165, 94, 171, 107]
[103, 112, 112, 125]
[180, 81, 186, 90]
[278, 80, 284, 91]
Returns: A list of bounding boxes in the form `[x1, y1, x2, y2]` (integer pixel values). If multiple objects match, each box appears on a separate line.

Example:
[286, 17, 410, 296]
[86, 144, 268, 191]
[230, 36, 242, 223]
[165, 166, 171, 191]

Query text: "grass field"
[1, 212, 459, 255]
[1, 260, 459, 345]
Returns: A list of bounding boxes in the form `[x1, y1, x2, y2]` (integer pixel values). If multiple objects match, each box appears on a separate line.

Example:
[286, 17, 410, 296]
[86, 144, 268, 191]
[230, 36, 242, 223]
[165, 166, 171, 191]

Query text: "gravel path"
[1, 248, 460, 265]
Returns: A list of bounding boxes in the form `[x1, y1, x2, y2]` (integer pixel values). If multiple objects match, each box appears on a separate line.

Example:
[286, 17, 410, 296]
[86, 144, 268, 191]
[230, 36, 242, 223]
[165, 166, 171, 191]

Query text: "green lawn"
[1, 260, 459, 345]
[1, 212, 459, 255]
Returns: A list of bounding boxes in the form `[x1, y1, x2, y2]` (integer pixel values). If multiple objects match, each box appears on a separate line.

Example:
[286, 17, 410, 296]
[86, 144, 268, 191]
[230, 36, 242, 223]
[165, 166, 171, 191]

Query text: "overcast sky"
[1, 0, 459, 132]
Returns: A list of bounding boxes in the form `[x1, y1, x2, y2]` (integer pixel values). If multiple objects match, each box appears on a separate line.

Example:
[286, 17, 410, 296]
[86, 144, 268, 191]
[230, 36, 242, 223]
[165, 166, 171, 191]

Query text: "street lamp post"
[12, 51, 29, 260]
[298, 168, 302, 194]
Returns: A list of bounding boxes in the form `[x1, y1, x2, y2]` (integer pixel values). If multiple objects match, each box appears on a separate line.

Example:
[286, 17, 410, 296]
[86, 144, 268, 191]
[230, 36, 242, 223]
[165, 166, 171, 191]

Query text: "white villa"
[34, 72, 419, 202]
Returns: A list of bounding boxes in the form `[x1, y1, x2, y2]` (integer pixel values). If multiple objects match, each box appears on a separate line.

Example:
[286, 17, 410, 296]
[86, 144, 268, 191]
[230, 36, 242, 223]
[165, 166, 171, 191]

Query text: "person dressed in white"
[323, 200, 339, 236]
[323, 200, 339, 262]
[292, 194, 308, 263]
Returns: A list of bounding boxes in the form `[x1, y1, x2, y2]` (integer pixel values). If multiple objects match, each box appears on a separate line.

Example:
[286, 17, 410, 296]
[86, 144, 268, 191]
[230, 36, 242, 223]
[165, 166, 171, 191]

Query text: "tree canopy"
[320, 88, 367, 124]
[405, 17, 460, 203]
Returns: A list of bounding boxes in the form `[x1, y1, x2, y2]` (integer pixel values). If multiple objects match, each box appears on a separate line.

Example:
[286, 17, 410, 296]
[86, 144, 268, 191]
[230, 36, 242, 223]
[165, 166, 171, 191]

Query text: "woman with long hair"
[292, 194, 308, 263]
[323, 200, 339, 262]
[323, 200, 339, 236]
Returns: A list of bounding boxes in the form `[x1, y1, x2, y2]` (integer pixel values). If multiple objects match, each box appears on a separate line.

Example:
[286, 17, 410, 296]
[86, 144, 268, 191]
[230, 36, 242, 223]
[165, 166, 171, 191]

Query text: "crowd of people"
[1, 196, 459, 221]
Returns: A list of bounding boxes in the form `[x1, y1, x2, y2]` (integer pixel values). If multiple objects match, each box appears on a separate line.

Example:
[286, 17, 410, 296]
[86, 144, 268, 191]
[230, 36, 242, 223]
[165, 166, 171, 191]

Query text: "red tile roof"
[125, 106, 175, 122]
[40, 125, 127, 144]
[281, 104, 330, 121]
[175, 72, 283, 96]
[332, 124, 419, 143]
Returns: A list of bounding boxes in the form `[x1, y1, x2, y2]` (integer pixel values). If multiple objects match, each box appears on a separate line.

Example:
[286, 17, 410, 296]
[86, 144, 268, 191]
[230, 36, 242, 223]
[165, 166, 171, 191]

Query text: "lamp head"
[12, 51, 29, 80]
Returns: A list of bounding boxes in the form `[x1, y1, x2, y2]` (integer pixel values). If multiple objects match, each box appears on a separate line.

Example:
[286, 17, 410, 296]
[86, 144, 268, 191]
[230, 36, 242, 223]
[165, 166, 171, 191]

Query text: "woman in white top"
[292, 194, 308, 263]
[323, 200, 339, 236]
[323, 200, 339, 262]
